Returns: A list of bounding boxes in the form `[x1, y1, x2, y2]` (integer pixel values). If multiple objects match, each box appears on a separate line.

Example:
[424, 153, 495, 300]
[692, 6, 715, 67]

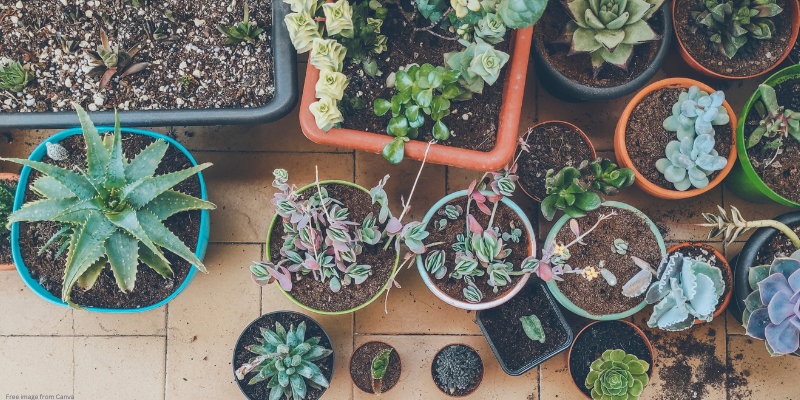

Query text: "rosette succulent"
[216, 2, 264, 45]
[309, 38, 347, 73]
[0, 61, 34, 92]
[474, 13, 507, 44]
[691, 0, 783, 58]
[585, 349, 650, 400]
[645, 253, 725, 331]
[496, 0, 547, 29]
[743, 252, 800, 356]
[309, 96, 344, 132]
[655, 134, 728, 191]
[315, 70, 349, 101]
[85, 31, 149, 89]
[285, 11, 322, 53]
[663, 86, 730, 141]
[321, 0, 355, 37]
[234, 321, 333, 399]
[444, 39, 510, 94]
[745, 84, 800, 151]
[561, 0, 664, 74]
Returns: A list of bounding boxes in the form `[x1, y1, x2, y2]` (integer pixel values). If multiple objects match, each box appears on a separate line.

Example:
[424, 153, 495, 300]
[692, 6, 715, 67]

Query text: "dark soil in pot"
[234, 312, 334, 400]
[424, 196, 528, 303]
[432, 344, 484, 396]
[624, 87, 732, 190]
[669, 245, 732, 316]
[532, 0, 663, 87]
[18, 132, 200, 308]
[518, 123, 593, 201]
[675, 0, 794, 77]
[350, 341, 401, 394]
[267, 183, 397, 313]
[569, 321, 653, 399]
[0, 178, 17, 265]
[477, 281, 571, 373]
[554, 206, 661, 316]
[744, 77, 800, 203]
[1, 0, 274, 113]
[792, 26, 800, 62]
[339, 0, 508, 152]
[754, 222, 800, 265]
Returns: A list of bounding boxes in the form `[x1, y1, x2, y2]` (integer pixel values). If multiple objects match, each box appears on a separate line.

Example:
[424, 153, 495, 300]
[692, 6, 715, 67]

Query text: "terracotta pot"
[567, 320, 655, 400]
[614, 78, 738, 199]
[299, 27, 533, 172]
[431, 343, 484, 397]
[666, 242, 732, 323]
[349, 341, 402, 395]
[0, 172, 19, 271]
[518, 121, 597, 202]
[673, 0, 800, 80]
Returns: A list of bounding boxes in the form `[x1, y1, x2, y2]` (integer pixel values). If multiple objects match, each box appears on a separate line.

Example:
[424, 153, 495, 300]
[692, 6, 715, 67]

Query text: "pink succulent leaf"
[386, 217, 403, 235]
[476, 200, 492, 215]
[486, 194, 503, 203]
[570, 219, 581, 238]
[467, 214, 483, 234]
[538, 262, 554, 282]
[267, 267, 292, 291]
[250, 272, 273, 286]
[765, 317, 800, 354]
[468, 179, 478, 196]
[472, 190, 486, 203]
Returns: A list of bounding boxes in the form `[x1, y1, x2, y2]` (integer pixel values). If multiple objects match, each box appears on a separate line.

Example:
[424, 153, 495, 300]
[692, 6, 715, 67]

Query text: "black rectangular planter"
[476, 280, 574, 376]
[0, 1, 297, 129]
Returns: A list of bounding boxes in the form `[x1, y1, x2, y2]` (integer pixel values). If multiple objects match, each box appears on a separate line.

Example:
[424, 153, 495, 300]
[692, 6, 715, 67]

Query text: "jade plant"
[744, 252, 800, 356]
[745, 84, 800, 155]
[691, 0, 783, 59]
[561, 0, 664, 75]
[371, 348, 393, 395]
[645, 253, 725, 331]
[235, 321, 333, 399]
[541, 158, 635, 221]
[2, 104, 215, 306]
[0, 181, 14, 241]
[585, 349, 650, 400]
[520, 314, 545, 343]
[0, 61, 34, 92]
[217, 2, 264, 45]
[86, 31, 149, 89]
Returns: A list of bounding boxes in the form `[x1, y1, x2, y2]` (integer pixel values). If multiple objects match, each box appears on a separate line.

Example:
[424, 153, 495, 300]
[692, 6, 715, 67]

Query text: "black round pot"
[530, 7, 672, 103]
[233, 310, 335, 400]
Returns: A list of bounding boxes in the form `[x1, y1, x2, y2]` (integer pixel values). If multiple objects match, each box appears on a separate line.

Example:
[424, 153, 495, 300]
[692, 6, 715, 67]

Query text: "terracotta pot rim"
[666, 242, 733, 322]
[614, 78, 738, 200]
[567, 320, 655, 400]
[349, 340, 402, 395]
[431, 343, 485, 398]
[0, 173, 19, 271]
[518, 121, 598, 202]
[672, 0, 800, 80]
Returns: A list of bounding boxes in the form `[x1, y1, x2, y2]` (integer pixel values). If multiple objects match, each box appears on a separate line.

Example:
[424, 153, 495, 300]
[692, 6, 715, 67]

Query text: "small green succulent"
[474, 13, 507, 44]
[612, 238, 628, 255]
[331, 0, 388, 76]
[424, 249, 448, 279]
[235, 321, 333, 399]
[371, 348, 393, 395]
[496, 0, 548, 29]
[585, 349, 650, 400]
[444, 39, 510, 94]
[520, 314, 545, 343]
[691, 0, 783, 58]
[541, 158, 634, 221]
[217, 2, 264, 45]
[85, 31, 149, 89]
[0, 181, 15, 239]
[746, 84, 800, 151]
[0, 61, 34, 92]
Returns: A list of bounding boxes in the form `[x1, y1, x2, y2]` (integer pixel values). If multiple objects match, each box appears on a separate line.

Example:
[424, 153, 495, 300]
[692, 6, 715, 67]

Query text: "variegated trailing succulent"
[411, 0, 547, 42]
[2, 104, 215, 307]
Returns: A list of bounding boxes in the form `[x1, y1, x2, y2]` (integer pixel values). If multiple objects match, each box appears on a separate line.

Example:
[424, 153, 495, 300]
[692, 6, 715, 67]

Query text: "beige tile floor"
[2, 54, 800, 400]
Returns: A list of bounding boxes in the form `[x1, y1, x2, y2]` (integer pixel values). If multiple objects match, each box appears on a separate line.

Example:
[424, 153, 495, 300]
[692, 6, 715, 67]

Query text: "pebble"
[179, 61, 187, 69]
[88, 103, 98, 111]
[176, 98, 184, 105]
[93, 93, 104, 106]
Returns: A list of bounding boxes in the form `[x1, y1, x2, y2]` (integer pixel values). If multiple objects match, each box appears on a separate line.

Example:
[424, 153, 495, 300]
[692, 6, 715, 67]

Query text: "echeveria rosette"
[309, 96, 344, 132]
[585, 349, 650, 400]
[496, 0, 548, 29]
[309, 38, 347, 73]
[691, 0, 783, 59]
[561, 0, 664, 74]
[663, 86, 730, 141]
[645, 253, 725, 331]
[655, 134, 728, 191]
[283, 0, 320, 14]
[743, 252, 800, 356]
[315, 70, 349, 101]
[285, 12, 322, 53]
[474, 12, 507, 44]
[322, 0, 355, 38]
[444, 39, 510, 94]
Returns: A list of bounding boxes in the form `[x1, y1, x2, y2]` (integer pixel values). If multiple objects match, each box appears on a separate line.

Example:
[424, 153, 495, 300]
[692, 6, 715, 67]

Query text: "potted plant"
[431, 344, 484, 397]
[791, 29, 800, 62]
[615, 79, 738, 199]
[530, 0, 673, 102]
[0, 173, 19, 271]
[568, 320, 654, 400]
[475, 280, 573, 376]
[673, 0, 800, 80]
[0, 1, 297, 129]
[349, 341, 402, 395]
[289, 0, 547, 169]
[233, 310, 335, 400]
[3, 105, 213, 311]
[543, 201, 666, 320]
[724, 65, 800, 206]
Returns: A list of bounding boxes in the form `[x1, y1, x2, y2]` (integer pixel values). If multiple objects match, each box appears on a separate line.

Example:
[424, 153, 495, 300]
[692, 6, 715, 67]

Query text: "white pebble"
[176, 98, 184, 105]
[93, 93, 104, 106]
[88, 103, 98, 111]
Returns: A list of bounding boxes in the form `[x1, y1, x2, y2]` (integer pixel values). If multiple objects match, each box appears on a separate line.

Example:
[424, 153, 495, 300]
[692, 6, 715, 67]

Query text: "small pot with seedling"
[0, 173, 19, 271]
[349, 341, 402, 395]
[431, 344, 484, 397]
[672, 0, 800, 79]
[615, 78, 738, 199]
[530, 0, 673, 102]
[233, 310, 335, 400]
[3, 105, 214, 311]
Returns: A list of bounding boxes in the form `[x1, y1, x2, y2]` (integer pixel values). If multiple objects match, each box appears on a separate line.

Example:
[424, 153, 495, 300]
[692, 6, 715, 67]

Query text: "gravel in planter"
[0, 0, 274, 112]
[0, 178, 17, 266]
[518, 123, 593, 201]
[350, 341, 401, 394]
[432, 344, 484, 396]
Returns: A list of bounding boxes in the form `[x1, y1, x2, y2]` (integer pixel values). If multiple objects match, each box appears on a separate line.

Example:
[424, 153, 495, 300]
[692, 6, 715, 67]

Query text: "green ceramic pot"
[265, 180, 400, 315]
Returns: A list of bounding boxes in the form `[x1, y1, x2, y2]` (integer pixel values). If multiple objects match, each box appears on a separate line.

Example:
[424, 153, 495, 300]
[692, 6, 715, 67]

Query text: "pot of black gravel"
[431, 344, 484, 397]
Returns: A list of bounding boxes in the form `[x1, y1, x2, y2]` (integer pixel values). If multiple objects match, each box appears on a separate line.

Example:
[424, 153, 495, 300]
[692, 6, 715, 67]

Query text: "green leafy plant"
[561, 0, 664, 75]
[541, 158, 635, 221]
[444, 39, 509, 94]
[179, 74, 195, 90]
[235, 321, 333, 399]
[331, 0, 388, 76]
[217, 2, 264, 45]
[0, 181, 14, 240]
[85, 31, 149, 89]
[371, 348, 393, 395]
[2, 104, 215, 306]
[585, 349, 650, 400]
[691, 0, 783, 59]
[520, 314, 545, 343]
[0, 61, 34, 92]
[746, 84, 800, 154]
[374, 63, 462, 164]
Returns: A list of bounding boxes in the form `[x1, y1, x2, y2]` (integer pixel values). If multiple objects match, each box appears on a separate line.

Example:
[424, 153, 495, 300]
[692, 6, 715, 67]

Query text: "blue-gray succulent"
[656, 134, 728, 191]
[663, 86, 730, 140]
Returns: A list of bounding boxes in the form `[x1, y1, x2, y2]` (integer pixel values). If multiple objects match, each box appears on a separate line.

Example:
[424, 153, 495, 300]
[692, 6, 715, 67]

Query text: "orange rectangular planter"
[299, 27, 533, 172]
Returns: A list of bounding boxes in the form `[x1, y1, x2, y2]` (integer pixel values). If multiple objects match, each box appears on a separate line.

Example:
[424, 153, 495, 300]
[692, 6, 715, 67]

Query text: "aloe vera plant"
[2, 104, 215, 306]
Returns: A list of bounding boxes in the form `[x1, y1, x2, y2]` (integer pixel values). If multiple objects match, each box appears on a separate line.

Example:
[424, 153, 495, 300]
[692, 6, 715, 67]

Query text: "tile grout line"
[163, 303, 169, 400]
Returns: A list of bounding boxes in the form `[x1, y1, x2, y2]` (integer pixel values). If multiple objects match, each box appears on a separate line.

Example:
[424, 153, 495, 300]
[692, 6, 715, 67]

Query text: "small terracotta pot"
[673, 0, 800, 80]
[0, 172, 20, 272]
[614, 78, 738, 199]
[349, 341, 402, 395]
[518, 121, 597, 202]
[567, 320, 655, 400]
[666, 242, 732, 323]
[431, 343, 484, 397]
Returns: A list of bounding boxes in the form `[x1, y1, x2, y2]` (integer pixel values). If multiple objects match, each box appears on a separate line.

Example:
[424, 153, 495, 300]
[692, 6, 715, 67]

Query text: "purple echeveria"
[744, 255, 800, 356]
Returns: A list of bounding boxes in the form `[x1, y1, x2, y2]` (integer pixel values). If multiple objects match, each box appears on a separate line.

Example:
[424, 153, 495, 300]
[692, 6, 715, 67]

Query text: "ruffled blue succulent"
[663, 86, 730, 140]
[655, 134, 728, 191]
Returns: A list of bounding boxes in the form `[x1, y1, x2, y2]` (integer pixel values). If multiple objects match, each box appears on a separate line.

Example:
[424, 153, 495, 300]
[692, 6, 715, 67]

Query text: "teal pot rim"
[544, 201, 666, 320]
[735, 64, 800, 208]
[265, 180, 401, 315]
[415, 190, 537, 311]
[10, 127, 211, 313]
